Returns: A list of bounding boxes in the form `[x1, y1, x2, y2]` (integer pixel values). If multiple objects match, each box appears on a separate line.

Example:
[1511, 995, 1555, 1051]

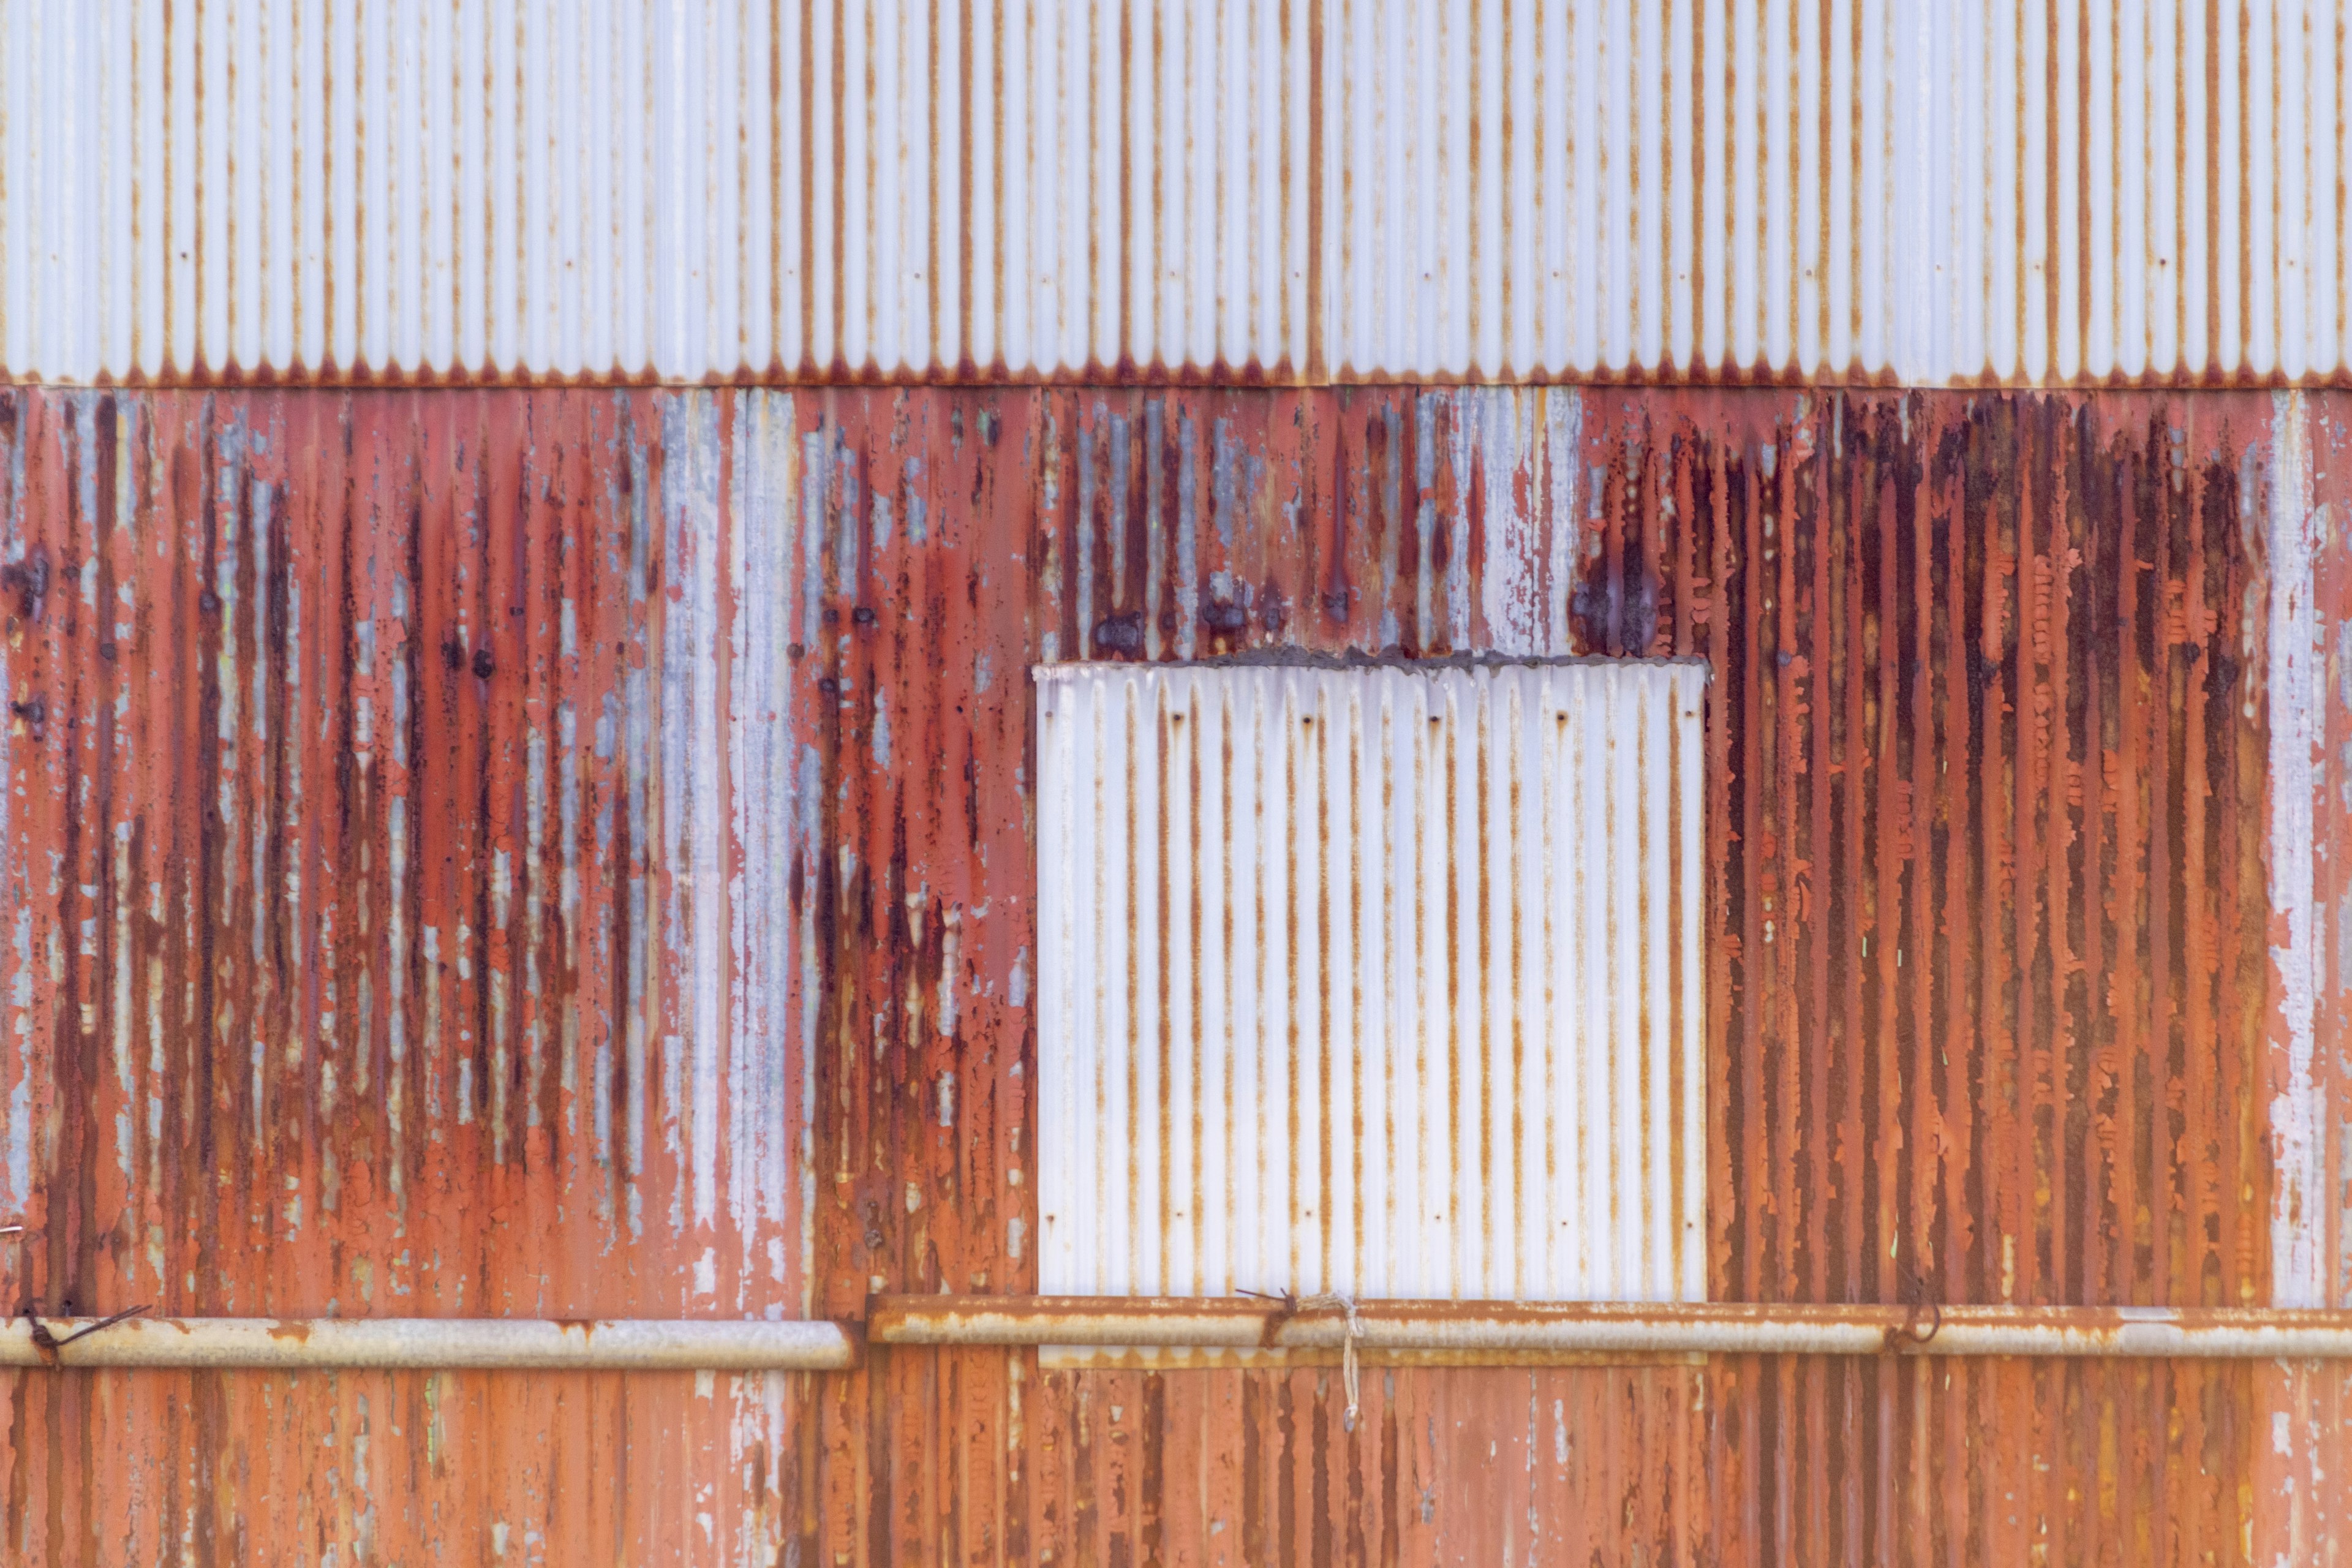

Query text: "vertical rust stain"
[2236, 0, 2253, 366]
[799, 0, 818, 369]
[2206, 0, 2226, 374]
[287, 2, 301, 370]
[1814, 0, 1832, 372]
[862, 2, 878, 364]
[1314, 701, 1334, 1287]
[1156, 684, 1173, 1289]
[771, 0, 786, 371]
[829, 0, 848, 370]
[2168, 0, 2187, 372]
[1305, 0, 1325, 382]
[2078, 0, 2097, 372]
[1115, 0, 1133, 374]
[1737, 438, 1768, 1303]
[1457, 0, 1481, 373]
[193, 0, 208, 375]
[1689, 0, 1708, 371]
[1148, 4, 1166, 379]
[2037, 0, 2057, 374]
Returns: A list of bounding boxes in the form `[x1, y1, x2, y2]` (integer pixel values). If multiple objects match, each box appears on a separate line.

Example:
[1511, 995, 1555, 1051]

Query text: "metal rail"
[12, 1299, 2352, 1369]
[867, 1297, 2352, 1359]
[0, 1317, 859, 1371]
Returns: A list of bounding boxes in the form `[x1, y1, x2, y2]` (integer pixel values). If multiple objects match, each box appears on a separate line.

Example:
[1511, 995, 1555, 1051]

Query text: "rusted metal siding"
[0, 383, 2323, 1562]
[1008, 1359, 2257, 1566]
[0, 388, 820, 1564]
[1596, 390, 2281, 1313]
[2260, 392, 2352, 1562]
[10, 2, 2352, 386]
[1035, 662, 1707, 1302]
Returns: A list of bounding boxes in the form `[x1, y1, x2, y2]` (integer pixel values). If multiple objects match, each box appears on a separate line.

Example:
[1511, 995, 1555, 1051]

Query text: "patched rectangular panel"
[1035, 660, 1707, 1301]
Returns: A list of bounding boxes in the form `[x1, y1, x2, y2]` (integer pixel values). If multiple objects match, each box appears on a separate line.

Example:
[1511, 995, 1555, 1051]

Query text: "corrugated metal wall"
[9, 1, 2352, 385]
[0, 389, 818, 1562]
[1034, 662, 1708, 1303]
[1, 383, 2335, 1562]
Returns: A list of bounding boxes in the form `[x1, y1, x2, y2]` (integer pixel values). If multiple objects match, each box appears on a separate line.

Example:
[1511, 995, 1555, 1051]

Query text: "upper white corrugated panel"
[4, 0, 2347, 385]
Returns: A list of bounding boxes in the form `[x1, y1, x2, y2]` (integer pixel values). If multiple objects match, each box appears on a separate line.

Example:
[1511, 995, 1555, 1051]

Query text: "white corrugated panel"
[5, 0, 2346, 383]
[1034, 661, 1707, 1302]
[0, 0, 1310, 383]
[1326, 0, 2352, 382]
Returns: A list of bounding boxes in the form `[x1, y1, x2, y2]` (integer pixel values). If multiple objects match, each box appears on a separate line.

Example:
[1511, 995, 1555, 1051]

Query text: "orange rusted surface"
[0, 390, 821, 1563]
[1028, 1357, 2262, 1565]
[0, 386, 2324, 1563]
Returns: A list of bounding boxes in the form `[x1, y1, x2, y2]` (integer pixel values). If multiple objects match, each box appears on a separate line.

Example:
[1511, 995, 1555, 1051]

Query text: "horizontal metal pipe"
[0, 1318, 860, 1371]
[19, 1301, 2352, 1368]
[867, 1297, 2352, 1359]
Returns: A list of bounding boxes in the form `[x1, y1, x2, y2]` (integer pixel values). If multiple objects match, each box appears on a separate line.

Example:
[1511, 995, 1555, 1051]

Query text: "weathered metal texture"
[9, 2, 2352, 387]
[0, 0, 1314, 385]
[0, 388, 821, 1562]
[880, 1357, 2258, 1565]
[815, 383, 2297, 1566]
[873, 1294, 2352, 1357]
[2258, 393, 2352, 1563]
[1588, 389, 2281, 1315]
[1327, 0, 2352, 384]
[1034, 662, 1708, 1302]
[0, 383, 2321, 1562]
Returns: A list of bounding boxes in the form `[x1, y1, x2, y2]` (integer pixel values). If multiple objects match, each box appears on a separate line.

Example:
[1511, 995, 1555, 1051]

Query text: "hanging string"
[1297, 1291, 1365, 1425]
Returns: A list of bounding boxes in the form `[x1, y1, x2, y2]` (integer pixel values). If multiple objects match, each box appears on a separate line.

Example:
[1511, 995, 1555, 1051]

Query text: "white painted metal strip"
[6, 1, 2349, 384]
[1035, 661, 1708, 1302]
[0, 1317, 859, 1370]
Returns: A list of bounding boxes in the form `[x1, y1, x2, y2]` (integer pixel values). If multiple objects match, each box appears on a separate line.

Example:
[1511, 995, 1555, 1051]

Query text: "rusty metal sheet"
[8, 4, 2352, 386]
[0, 388, 820, 1564]
[1004, 1358, 2252, 1566]
[0, 385, 2323, 1563]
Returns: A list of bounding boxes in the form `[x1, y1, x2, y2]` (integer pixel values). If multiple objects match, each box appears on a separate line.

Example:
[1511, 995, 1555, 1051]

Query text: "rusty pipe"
[15, 1302, 2352, 1368]
[866, 1296, 2352, 1359]
[0, 1317, 860, 1371]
